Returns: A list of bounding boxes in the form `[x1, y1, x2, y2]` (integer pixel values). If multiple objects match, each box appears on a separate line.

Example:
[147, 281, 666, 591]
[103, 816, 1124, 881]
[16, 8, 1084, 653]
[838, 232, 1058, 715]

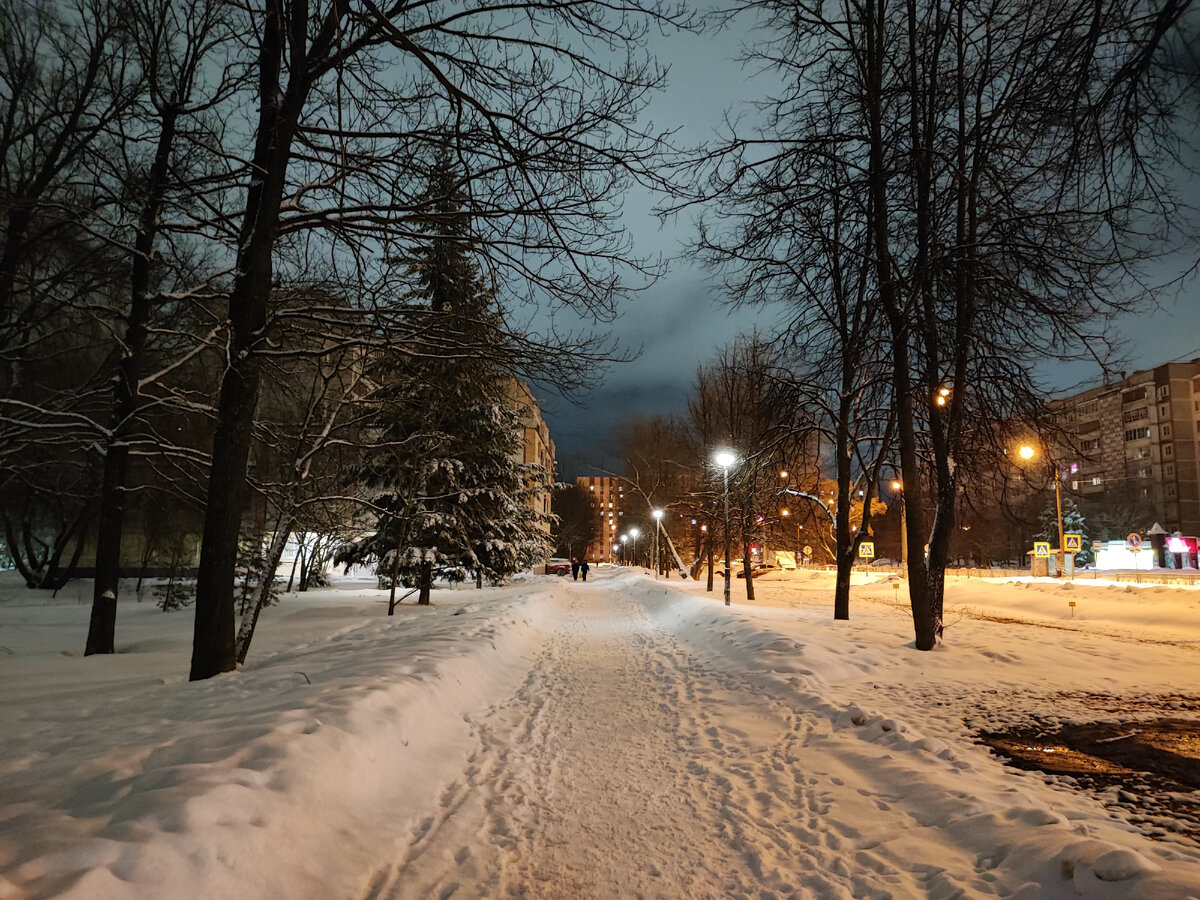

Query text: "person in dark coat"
[580, 559, 590, 581]
[571, 557, 580, 580]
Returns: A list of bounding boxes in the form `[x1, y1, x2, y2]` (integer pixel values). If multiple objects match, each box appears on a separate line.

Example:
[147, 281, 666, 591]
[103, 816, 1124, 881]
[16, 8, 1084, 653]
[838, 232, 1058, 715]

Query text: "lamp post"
[781, 508, 801, 557]
[714, 449, 737, 605]
[619, 533, 628, 565]
[652, 509, 663, 578]
[629, 527, 640, 569]
[1019, 443, 1066, 578]
[891, 480, 906, 568]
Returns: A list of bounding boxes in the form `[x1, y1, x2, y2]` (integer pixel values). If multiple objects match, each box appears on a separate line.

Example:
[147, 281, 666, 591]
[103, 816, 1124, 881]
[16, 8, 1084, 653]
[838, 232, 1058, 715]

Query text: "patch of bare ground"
[980, 701, 1200, 845]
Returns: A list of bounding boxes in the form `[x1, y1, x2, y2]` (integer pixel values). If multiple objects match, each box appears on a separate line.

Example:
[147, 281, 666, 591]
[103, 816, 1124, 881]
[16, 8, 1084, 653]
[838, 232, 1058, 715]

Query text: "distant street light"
[652, 508, 664, 578]
[629, 527, 640, 569]
[1019, 443, 1066, 578]
[714, 449, 738, 605]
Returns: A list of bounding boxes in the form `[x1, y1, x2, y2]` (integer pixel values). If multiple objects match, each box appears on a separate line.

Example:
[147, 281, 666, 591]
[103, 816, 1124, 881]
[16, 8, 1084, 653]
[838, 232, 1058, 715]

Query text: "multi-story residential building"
[575, 476, 629, 562]
[1052, 359, 1200, 536]
[504, 379, 556, 526]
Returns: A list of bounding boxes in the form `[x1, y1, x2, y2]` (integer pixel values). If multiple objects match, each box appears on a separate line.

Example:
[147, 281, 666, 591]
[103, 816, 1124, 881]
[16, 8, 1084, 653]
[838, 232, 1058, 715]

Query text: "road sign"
[1034, 542, 1050, 558]
[802, 545, 812, 557]
[1092, 540, 1102, 551]
[859, 542, 875, 559]
[1127, 532, 1143, 549]
[1064, 534, 1082, 551]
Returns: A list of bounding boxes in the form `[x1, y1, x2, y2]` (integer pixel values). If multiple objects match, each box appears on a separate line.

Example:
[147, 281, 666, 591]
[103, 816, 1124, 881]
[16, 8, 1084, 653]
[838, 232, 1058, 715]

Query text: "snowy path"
[366, 579, 920, 899]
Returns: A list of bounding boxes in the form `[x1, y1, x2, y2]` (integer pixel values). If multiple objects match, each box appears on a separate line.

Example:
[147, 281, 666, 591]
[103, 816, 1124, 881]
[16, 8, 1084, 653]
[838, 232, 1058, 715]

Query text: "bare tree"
[682, 0, 1196, 650]
[186, 0, 690, 680]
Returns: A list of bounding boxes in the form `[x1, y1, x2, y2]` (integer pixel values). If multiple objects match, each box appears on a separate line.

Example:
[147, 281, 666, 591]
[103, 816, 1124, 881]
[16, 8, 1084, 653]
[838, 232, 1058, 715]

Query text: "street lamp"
[780, 507, 801, 556]
[657, 508, 667, 578]
[619, 533, 628, 565]
[1019, 443, 1066, 578]
[891, 480, 906, 567]
[714, 449, 738, 606]
[629, 527, 640, 569]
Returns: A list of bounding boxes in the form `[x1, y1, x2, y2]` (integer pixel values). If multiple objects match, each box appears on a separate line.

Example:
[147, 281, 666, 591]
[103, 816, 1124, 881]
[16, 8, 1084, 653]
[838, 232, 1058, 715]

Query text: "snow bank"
[0, 575, 564, 899]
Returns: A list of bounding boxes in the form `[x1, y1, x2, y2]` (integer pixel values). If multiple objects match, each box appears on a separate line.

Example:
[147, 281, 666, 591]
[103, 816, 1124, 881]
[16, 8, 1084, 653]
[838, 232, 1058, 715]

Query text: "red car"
[545, 558, 572, 575]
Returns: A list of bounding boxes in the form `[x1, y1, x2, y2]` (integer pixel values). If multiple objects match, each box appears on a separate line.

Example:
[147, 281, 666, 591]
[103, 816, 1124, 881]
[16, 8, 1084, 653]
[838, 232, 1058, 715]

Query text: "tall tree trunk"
[869, 0, 936, 649]
[418, 560, 432, 605]
[742, 541, 755, 602]
[235, 525, 290, 664]
[706, 534, 714, 591]
[87, 104, 180, 656]
[190, 5, 304, 680]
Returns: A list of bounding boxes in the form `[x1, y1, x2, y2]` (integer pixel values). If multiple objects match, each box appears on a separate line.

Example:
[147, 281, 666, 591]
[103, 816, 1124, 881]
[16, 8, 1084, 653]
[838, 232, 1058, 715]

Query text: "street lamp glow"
[1017, 442, 1067, 578]
[714, 449, 737, 469]
[891, 480, 901, 491]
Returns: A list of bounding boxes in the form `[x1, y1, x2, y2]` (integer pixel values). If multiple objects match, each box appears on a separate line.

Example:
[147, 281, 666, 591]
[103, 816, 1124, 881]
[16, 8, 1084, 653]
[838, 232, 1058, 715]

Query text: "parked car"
[736, 563, 777, 578]
[545, 558, 572, 575]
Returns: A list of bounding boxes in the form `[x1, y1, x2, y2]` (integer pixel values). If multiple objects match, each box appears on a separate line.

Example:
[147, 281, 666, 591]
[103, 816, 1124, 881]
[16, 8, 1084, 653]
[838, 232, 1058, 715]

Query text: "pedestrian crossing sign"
[1034, 542, 1050, 558]
[859, 542, 875, 559]
[1064, 534, 1082, 551]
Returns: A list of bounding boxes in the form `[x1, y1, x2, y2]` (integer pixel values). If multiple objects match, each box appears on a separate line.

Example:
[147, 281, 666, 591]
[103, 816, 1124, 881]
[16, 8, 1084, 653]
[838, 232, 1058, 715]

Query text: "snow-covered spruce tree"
[1036, 497, 1092, 568]
[341, 153, 551, 607]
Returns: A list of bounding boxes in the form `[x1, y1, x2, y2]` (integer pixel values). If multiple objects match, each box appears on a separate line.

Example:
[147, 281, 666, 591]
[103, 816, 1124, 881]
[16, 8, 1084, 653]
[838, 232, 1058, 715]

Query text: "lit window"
[1091, 476, 1102, 486]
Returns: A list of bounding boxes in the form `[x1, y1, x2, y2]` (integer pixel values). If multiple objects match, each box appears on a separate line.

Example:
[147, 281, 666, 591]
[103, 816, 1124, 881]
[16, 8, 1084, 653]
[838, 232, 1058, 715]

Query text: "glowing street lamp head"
[630, 527, 640, 539]
[714, 449, 737, 469]
[891, 480, 902, 491]
[1019, 444, 1036, 461]
[652, 509, 663, 521]
[779, 470, 788, 479]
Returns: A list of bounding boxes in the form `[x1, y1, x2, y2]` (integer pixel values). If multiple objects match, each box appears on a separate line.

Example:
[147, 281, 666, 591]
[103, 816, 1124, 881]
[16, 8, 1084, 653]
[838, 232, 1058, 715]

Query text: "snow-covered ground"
[1, 567, 1199, 898]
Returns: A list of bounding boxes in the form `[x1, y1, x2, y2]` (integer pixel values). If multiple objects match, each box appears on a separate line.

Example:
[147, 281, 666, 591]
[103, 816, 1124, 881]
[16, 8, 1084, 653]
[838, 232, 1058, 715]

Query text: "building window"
[1166, 484, 1177, 499]
[1092, 476, 1102, 486]
[1157, 384, 1169, 399]
[1165, 463, 1175, 477]
[1077, 400, 1099, 418]
[1136, 467, 1150, 478]
[1122, 407, 1148, 423]
[1164, 443, 1173, 457]
[1071, 480, 1079, 490]
[1124, 427, 1150, 442]
[1162, 424, 1171, 438]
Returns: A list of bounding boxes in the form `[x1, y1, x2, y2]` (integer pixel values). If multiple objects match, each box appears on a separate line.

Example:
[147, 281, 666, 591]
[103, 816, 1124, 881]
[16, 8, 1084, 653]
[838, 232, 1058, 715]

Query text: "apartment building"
[504, 378, 556, 525]
[1052, 359, 1200, 535]
[575, 476, 629, 561]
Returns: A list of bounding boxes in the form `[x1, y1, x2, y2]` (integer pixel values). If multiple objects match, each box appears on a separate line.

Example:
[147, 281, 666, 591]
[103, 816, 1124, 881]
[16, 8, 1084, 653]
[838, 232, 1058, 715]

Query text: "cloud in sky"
[535, 12, 1200, 481]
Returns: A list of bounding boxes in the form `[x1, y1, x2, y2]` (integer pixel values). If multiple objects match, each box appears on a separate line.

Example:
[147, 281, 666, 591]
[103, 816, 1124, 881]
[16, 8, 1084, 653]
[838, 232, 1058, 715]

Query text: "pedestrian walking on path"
[580, 560, 589, 581]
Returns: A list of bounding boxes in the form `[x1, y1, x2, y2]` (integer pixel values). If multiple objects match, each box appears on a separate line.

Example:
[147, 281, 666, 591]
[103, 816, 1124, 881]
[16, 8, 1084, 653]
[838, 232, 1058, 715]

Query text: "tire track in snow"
[364, 581, 913, 899]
